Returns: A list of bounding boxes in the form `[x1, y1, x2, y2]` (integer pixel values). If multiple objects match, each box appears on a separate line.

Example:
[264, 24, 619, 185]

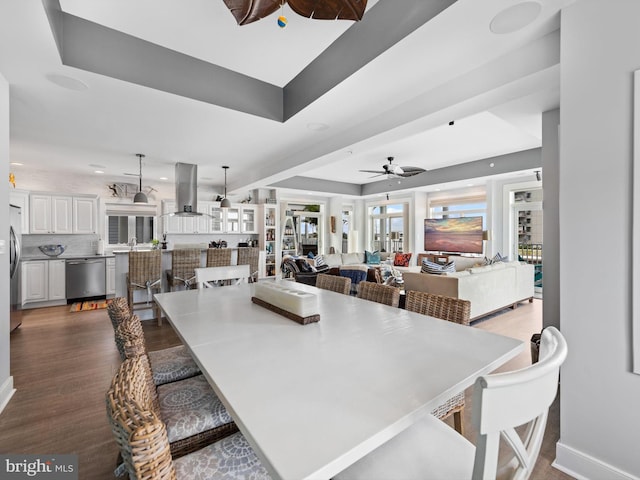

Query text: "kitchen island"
[113, 248, 264, 305]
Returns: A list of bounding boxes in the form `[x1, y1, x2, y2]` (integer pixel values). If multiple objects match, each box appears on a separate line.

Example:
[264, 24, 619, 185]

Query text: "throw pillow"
[393, 252, 412, 267]
[365, 250, 381, 265]
[421, 259, 456, 275]
[314, 255, 326, 267]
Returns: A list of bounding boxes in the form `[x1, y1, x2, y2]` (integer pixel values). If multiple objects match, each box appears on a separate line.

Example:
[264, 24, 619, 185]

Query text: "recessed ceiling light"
[45, 73, 89, 91]
[159, 177, 168, 181]
[489, 162, 495, 168]
[10, 162, 23, 166]
[94, 170, 104, 174]
[489, 2, 542, 35]
[307, 122, 329, 132]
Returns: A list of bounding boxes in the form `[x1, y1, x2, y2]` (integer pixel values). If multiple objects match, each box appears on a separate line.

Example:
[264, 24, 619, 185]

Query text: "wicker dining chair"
[405, 291, 471, 434]
[107, 297, 131, 331]
[206, 248, 233, 267]
[108, 355, 238, 459]
[167, 248, 201, 291]
[106, 396, 271, 480]
[356, 281, 400, 308]
[127, 250, 162, 325]
[316, 273, 351, 295]
[237, 247, 260, 283]
[115, 313, 200, 386]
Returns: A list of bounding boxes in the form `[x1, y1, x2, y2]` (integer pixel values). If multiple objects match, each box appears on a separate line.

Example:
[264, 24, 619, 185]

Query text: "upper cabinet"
[163, 201, 258, 235]
[30, 194, 73, 234]
[241, 205, 258, 234]
[9, 189, 30, 234]
[210, 204, 257, 234]
[162, 201, 213, 234]
[73, 197, 98, 234]
[30, 193, 97, 235]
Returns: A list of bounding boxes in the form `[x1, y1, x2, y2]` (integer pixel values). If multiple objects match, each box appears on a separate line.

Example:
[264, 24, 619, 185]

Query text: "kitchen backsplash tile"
[23, 234, 99, 257]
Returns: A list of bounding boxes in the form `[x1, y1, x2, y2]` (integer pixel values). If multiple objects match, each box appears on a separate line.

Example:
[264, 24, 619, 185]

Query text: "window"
[105, 203, 157, 246]
[368, 203, 406, 253]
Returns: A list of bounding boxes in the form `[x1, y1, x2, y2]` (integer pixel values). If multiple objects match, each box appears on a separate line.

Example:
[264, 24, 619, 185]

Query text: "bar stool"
[127, 250, 162, 326]
[206, 248, 232, 267]
[237, 247, 259, 283]
[166, 249, 201, 291]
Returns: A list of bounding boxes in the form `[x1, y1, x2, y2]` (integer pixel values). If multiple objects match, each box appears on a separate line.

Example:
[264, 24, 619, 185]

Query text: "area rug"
[69, 299, 111, 312]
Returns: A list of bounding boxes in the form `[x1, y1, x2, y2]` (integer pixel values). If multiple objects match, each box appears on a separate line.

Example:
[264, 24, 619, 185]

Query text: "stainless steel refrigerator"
[10, 204, 22, 332]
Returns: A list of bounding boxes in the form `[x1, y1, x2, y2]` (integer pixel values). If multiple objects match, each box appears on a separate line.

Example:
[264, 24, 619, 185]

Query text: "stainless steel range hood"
[173, 162, 202, 217]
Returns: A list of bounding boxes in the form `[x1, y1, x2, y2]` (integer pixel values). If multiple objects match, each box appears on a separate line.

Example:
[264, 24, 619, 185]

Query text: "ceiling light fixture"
[220, 166, 231, 208]
[133, 154, 148, 204]
[223, 0, 368, 26]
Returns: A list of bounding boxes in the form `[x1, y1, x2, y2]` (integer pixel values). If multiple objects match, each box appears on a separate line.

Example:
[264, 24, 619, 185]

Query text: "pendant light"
[133, 153, 148, 203]
[220, 166, 231, 208]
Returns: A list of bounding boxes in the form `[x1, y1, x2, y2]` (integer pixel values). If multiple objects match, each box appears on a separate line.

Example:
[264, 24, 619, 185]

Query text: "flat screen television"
[424, 217, 483, 254]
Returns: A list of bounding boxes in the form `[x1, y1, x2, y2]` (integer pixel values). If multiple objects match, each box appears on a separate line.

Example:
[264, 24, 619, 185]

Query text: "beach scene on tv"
[424, 217, 483, 254]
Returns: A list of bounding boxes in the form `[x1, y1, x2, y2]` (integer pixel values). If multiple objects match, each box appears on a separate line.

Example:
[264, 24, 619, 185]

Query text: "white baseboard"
[0, 376, 15, 415]
[554, 442, 640, 480]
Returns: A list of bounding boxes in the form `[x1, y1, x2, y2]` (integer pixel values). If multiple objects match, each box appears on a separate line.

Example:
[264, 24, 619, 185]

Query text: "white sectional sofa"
[402, 261, 534, 320]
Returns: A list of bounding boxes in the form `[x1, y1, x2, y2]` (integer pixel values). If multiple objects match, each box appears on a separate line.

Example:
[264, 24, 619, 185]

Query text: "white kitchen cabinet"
[241, 205, 258, 234]
[22, 259, 66, 305]
[106, 257, 116, 296]
[9, 189, 30, 233]
[31, 193, 97, 234]
[163, 200, 212, 234]
[73, 197, 97, 234]
[48, 259, 66, 300]
[30, 194, 73, 234]
[209, 203, 257, 234]
[22, 260, 48, 304]
[182, 202, 212, 234]
[162, 201, 182, 234]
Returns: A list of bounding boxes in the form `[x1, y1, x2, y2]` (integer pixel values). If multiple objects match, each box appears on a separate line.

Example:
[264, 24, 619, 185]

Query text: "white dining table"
[154, 281, 524, 480]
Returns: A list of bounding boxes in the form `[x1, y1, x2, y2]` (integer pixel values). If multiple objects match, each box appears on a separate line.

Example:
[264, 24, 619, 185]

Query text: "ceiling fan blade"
[222, 0, 280, 25]
[359, 169, 385, 174]
[288, 0, 367, 20]
[397, 167, 426, 177]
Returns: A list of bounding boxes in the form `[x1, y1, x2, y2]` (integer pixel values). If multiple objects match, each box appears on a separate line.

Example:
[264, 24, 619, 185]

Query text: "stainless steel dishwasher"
[66, 257, 106, 300]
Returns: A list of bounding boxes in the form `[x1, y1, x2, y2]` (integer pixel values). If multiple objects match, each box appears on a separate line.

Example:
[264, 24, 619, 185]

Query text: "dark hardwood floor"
[0, 298, 572, 479]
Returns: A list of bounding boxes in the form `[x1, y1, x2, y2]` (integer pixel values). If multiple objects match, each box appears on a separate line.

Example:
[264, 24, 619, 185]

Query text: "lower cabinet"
[106, 257, 116, 296]
[48, 259, 66, 300]
[22, 259, 66, 306]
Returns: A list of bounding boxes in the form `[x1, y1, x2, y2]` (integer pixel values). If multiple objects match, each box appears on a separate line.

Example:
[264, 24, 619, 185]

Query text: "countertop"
[21, 253, 115, 261]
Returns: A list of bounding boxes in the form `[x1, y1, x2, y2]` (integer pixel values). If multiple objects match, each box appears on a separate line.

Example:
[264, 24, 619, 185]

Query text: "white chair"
[195, 265, 251, 289]
[335, 327, 568, 480]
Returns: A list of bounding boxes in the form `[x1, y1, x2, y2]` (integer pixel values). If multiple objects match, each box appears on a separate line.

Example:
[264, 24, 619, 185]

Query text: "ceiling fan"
[222, 0, 368, 26]
[360, 157, 426, 178]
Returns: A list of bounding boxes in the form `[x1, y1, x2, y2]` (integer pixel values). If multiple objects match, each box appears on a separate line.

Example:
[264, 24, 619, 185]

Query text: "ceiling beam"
[41, 0, 456, 123]
[283, 0, 457, 120]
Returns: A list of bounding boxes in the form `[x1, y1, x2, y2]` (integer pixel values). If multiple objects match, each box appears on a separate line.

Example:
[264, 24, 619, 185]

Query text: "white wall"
[556, 1, 640, 478]
[0, 73, 14, 414]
